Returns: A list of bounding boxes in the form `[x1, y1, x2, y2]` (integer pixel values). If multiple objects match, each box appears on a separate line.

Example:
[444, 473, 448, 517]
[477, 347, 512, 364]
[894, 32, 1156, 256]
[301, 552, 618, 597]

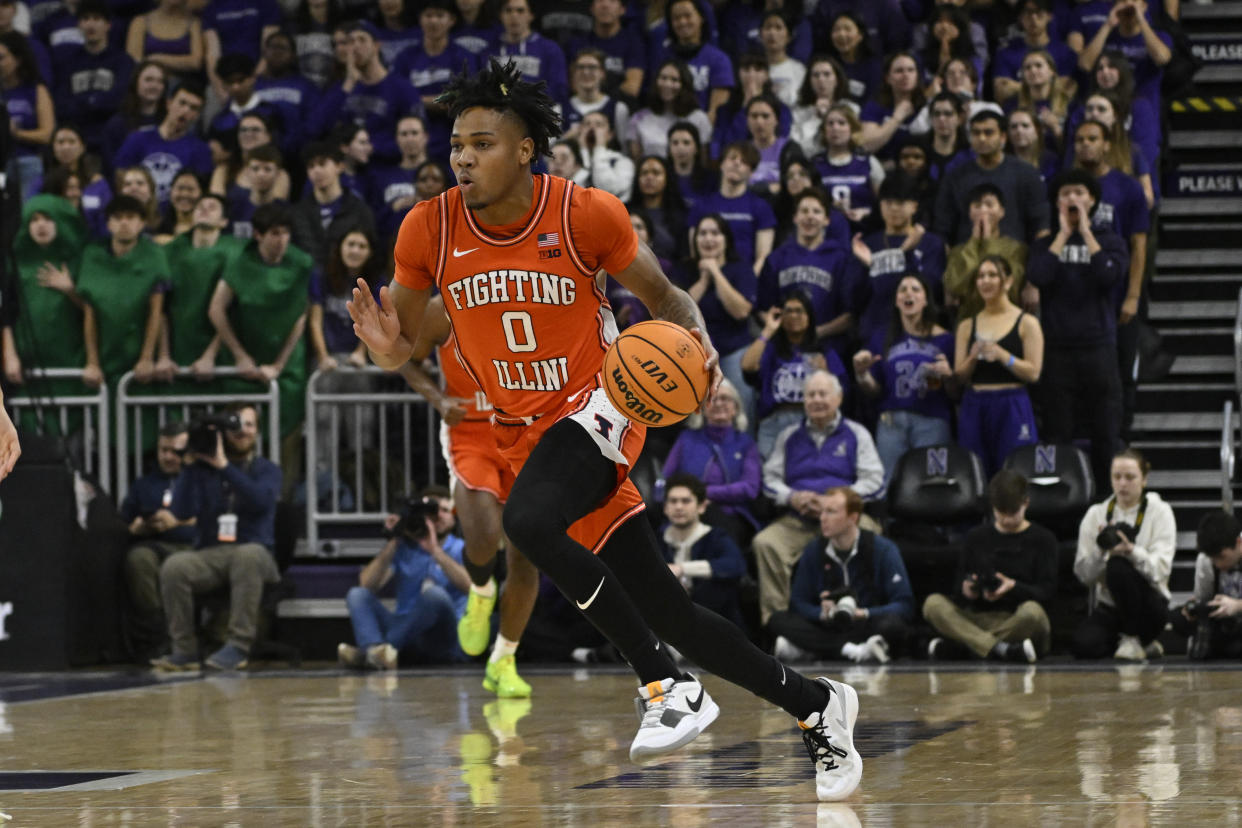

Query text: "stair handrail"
[1222, 399, 1235, 515]
[1234, 286, 1242, 405]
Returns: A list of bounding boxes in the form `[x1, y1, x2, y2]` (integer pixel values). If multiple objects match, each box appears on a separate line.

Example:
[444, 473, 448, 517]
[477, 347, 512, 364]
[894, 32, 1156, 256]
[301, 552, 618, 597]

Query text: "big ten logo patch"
[0, 601, 12, 641]
[925, 447, 949, 477]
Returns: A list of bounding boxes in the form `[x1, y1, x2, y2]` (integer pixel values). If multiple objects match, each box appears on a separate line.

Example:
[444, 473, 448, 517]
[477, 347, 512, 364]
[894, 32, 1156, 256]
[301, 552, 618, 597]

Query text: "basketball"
[602, 320, 710, 427]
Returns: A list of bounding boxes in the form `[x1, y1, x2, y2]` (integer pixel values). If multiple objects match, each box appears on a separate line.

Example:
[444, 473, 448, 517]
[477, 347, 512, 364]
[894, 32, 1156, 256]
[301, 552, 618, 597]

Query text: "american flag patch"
[537, 233, 560, 247]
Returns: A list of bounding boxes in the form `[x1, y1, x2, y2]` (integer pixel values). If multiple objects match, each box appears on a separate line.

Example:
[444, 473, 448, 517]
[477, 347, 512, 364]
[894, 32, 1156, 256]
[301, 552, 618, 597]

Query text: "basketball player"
[348, 59, 862, 801]
[398, 296, 538, 699]
[0, 389, 18, 481]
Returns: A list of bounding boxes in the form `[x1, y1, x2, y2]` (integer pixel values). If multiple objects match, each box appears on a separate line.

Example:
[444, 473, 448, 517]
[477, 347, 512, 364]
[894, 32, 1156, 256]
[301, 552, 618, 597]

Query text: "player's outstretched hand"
[348, 279, 404, 358]
[0, 404, 20, 482]
[688, 326, 723, 409]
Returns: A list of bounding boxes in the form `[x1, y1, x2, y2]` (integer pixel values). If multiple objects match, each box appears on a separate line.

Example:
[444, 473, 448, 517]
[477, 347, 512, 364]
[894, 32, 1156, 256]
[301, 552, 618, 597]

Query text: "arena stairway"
[1132, 0, 1242, 601]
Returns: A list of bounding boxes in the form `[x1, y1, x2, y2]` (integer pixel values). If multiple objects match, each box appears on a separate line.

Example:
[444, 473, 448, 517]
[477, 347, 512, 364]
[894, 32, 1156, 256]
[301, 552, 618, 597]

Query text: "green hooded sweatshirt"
[11, 194, 88, 371]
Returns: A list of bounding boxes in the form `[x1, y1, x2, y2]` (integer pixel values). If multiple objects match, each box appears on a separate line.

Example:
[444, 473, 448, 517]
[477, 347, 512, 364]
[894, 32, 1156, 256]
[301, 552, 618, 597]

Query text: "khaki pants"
[753, 514, 820, 626]
[160, 543, 280, 656]
[923, 594, 1051, 658]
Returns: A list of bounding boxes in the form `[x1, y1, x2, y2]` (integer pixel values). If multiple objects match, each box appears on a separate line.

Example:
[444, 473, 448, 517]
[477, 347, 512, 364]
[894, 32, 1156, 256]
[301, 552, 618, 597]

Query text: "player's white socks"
[489, 634, 518, 663]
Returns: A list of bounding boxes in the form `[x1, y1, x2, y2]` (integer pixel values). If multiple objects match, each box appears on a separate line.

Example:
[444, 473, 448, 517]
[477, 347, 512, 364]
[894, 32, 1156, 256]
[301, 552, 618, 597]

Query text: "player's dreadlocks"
[435, 58, 563, 160]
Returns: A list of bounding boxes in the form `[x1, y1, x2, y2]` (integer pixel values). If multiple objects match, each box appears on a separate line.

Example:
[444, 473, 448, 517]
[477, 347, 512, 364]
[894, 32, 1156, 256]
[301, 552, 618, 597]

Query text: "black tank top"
[969, 312, 1026, 385]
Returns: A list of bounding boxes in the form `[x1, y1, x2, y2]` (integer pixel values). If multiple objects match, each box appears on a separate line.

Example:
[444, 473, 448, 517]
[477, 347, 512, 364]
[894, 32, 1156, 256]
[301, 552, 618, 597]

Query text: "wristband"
[759, 333, 770, 342]
[1007, 354, 1016, 368]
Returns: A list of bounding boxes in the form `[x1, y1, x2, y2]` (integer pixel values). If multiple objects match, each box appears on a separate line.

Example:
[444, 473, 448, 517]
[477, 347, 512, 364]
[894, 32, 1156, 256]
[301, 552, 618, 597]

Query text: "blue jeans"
[9, 154, 43, 203]
[345, 584, 464, 663]
[757, 408, 803, 459]
[875, 409, 953, 484]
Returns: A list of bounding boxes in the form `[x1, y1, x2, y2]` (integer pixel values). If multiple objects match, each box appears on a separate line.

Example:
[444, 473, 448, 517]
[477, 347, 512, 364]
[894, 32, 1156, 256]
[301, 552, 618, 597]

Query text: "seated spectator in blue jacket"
[122, 421, 196, 661]
[923, 469, 1056, 662]
[658, 379, 761, 547]
[752, 369, 883, 626]
[338, 487, 470, 670]
[769, 486, 914, 663]
[659, 474, 749, 635]
[151, 404, 282, 673]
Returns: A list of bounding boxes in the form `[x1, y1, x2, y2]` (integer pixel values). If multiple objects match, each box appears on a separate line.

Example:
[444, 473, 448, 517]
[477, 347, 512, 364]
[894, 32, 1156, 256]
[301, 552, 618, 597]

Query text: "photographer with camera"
[338, 485, 471, 670]
[923, 470, 1056, 662]
[150, 404, 282, 672]
[1175, 512, 1242, 660]
[1072, 448, 1175, 660]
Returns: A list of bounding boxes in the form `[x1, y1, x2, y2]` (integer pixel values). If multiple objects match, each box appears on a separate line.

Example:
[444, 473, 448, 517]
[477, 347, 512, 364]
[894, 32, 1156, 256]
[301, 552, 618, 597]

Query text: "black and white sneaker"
[628, 675, 719, 761]
[799, 677, 862, 801]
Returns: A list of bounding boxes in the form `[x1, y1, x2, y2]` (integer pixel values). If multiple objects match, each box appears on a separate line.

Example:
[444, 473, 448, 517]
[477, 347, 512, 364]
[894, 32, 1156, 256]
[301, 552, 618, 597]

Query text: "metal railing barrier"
[3, 368, 110, 484]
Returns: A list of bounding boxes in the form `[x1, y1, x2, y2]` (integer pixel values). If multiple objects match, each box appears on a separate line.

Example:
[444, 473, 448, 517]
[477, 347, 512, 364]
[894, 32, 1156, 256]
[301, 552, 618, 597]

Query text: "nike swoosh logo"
[452, 247, 479, 257]
[576, 576, 605, 610]
[686, 685, 706, 712]
[780, 665, 787, 686]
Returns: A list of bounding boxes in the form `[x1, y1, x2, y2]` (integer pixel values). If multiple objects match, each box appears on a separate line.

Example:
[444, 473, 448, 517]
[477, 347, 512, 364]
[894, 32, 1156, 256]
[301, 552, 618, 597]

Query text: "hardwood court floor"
[0, 663, 1239, 826]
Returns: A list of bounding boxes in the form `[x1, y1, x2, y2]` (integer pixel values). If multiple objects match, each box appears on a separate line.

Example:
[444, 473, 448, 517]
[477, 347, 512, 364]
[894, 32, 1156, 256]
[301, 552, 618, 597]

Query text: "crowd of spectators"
[3, 0, 1235, 667]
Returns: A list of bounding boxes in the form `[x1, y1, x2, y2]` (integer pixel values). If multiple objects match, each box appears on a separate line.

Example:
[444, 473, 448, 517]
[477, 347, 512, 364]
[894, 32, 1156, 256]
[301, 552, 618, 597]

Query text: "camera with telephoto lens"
[1096, 522, 1137, 551]
[975, 567, 1003, 593]
[187, 412, 242, 457]
[386, 496, 441, 541]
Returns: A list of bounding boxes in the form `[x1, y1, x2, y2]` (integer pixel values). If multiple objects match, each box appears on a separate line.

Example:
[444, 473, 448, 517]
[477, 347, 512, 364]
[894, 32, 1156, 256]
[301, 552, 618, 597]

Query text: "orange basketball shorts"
[491, 381, 647, 554]
[442, 418, 516, 504]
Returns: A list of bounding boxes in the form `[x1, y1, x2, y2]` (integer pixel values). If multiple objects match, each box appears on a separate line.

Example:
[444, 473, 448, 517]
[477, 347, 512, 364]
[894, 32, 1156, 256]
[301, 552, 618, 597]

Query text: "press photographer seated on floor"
[337, 487, 470, 671]
[150, 404, 282, 672]
[1173, 512, 1242, 661]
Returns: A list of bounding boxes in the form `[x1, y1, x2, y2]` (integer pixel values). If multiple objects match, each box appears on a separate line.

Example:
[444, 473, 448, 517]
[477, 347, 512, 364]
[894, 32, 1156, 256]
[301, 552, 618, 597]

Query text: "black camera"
[187, 412, 242, 457]
[974, 567, 1002, 593]
[1183, 599, 1202, 621]
[386, 496, 441, 541]
[1096, 522, 1137, 551]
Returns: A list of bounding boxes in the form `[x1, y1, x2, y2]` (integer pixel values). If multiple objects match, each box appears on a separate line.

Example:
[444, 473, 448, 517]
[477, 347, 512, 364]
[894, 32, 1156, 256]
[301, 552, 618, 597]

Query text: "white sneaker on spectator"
[1113, 634, 1144, 661]
[773, 635, 810, 663]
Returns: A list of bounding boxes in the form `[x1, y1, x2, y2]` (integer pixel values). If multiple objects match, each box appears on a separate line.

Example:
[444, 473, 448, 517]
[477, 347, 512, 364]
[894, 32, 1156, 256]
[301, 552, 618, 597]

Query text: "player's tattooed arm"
[615, 242, 722, 399]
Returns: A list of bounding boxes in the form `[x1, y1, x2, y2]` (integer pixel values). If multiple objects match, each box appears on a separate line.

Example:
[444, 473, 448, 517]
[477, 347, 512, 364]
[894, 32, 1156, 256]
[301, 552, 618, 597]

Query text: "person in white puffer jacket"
[1072, 448, 1176, 661]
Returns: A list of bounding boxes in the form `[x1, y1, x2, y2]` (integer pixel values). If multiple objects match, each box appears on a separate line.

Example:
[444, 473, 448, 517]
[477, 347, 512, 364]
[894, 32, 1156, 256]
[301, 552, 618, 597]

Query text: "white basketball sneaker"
[798, 677, 862, 801]
[629, 675, 719, 761]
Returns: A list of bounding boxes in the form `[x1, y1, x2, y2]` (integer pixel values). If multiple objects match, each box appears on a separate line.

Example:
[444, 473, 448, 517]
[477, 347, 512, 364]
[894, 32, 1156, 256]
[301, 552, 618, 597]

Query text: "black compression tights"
[502, 419, 828, 720]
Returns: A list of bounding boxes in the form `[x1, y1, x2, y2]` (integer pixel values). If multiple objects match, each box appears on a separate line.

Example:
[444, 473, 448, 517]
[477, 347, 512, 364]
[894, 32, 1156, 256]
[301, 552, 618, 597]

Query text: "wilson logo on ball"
[601, 320, 709, 427]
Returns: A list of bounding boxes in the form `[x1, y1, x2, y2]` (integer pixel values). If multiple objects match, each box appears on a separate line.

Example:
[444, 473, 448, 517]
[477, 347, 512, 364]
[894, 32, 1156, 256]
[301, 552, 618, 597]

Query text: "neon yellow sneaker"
[482, 654, 532, 698]
[457, 580, 496, 656]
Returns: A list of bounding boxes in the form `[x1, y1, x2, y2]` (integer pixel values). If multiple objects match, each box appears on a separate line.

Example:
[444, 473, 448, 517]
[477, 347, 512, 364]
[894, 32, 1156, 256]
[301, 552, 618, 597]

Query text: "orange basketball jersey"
[393, 174, 640, 418]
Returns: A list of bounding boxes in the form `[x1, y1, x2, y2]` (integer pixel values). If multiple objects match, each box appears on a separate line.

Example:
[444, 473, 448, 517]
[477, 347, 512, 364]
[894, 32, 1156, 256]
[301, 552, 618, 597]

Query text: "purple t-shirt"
[757, 237, 864, 339]
[452, 23, 500, 56]
[310, 271, 380, 354]
[855, 230, 947, 342]
[114, 129, 214, 208]
[813, 153, 877, 215]
[4, 85, 42, 157]
[648, 42, 734, 110]
[754, 339, 850, 418]
[311, 73, 426, 163]
[394, 42, 481, 157]
[566, 25, 647, 94]
[202, 0, 283, 61]
[1107, 28, 1174, 112]
[376, 26, 423, 66]
[688, 190, 777, 265]
[496, 33, 570, 106]
[859, 100, 918, 161]
[1093, 168, 1151, 242]
[867, 329, 955, 422]
[671, 259, 758, 355]
[993, 37, 1079, 80]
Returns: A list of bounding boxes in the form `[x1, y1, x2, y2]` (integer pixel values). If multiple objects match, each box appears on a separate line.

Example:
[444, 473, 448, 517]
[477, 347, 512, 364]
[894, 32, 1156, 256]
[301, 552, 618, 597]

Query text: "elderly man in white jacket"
[1072, 449, 1176, 661]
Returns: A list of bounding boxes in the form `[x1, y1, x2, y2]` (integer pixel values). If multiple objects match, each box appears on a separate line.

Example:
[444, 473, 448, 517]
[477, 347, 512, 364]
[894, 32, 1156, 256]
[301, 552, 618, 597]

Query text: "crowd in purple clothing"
[0, 0, 1195, 658]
